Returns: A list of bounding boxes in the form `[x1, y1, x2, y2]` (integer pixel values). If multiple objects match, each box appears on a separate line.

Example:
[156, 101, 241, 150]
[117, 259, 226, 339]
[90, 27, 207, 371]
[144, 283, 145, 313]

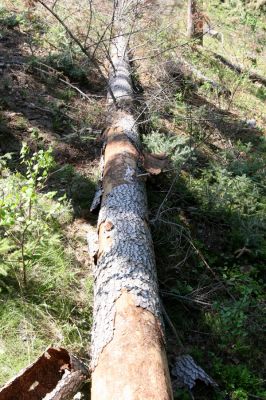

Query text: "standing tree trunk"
[90, 2, 173, 400]
[187, 0, 203, 45]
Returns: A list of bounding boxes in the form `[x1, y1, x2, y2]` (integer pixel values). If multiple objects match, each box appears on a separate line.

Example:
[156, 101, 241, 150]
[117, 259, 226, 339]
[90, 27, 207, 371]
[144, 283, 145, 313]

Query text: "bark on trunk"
[90, 4, 173, 400]
[187, 0, 203, 45]
[0, 348, 89, 400]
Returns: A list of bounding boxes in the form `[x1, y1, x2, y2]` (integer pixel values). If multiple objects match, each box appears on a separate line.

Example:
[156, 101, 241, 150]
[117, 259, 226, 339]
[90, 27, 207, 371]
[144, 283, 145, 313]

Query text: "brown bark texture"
[187, 0, 203, 44]
[90, 2, 173, 399]
[0, 347, 88, 400]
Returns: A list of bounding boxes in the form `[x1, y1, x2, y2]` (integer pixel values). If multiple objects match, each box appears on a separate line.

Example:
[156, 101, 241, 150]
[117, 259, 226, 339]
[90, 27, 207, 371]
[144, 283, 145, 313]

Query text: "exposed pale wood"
[92, 291, 173, 400]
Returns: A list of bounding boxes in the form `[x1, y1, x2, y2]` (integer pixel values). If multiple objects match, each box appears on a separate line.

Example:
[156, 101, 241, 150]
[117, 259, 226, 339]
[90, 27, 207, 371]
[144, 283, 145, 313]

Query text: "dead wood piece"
[213, 52, 266, 86]
[187, 0, 204, 45]
[0, 347, 89, 400]
[90, 2, 173, 398]
[90, 185, 103, 212]
[205, 28, 223, 42]
[143, 152, 169, 175]
[172, 355, 218, 390]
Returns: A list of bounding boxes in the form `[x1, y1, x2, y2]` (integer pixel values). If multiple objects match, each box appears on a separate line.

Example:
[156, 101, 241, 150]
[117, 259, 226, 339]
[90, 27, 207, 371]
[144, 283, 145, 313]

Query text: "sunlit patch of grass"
[0, 150, 93, 384]
[0, 235, 93, 384]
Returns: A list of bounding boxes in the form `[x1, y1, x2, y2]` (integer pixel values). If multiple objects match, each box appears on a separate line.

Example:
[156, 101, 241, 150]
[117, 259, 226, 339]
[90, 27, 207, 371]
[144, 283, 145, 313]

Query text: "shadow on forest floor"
[144, 64, 266, 399]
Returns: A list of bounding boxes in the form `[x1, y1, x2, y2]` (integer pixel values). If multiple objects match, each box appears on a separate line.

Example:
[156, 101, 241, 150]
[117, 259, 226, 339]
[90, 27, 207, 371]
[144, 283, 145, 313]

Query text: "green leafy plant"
[0, 144, 71, 290]
[241, 11, 258, 31]
[0, 7, 22, 28]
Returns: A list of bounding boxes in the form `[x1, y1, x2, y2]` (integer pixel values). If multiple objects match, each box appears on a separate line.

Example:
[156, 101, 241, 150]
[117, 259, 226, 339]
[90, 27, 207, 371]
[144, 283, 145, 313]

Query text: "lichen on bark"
[91, 183, 163, 368]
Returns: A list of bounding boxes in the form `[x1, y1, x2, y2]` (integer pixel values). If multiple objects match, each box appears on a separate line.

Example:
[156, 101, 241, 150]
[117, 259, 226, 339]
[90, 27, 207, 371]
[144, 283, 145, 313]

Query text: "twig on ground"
[158, 217, 235, 301]
[161, 290, 212, 307]
[161, 302, 184, 350]
[32, 62, 94, 102]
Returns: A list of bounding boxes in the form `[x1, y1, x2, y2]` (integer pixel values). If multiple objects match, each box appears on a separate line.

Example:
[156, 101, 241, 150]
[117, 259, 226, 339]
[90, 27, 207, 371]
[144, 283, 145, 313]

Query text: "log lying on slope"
[212, 52, 266, 86]
[0, 347, 89, 400]
[90, 10, 173, 400]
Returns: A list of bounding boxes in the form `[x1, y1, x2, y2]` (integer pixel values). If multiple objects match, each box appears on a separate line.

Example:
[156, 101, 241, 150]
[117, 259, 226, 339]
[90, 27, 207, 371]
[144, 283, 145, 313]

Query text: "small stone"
[246, 119, 256, 128]
[73, 392, 83, 400]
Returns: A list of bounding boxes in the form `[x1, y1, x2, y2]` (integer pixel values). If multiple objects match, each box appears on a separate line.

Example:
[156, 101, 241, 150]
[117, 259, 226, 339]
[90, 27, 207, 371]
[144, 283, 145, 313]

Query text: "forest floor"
[0, 1, 265, 399]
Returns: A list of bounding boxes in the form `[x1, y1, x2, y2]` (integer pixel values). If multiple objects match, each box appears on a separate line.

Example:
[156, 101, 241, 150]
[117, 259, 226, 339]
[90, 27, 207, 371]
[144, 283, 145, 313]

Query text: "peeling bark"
[92, 291, 172, 400]
[0, 348, 89, 400]
[90, 3, 173, 399]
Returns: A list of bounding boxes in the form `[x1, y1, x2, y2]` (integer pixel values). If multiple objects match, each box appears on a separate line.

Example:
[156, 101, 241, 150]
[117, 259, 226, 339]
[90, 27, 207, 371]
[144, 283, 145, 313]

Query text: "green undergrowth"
[47, 163, 98, 219]
[0, 0, 265, 397]
[0, 146, 93, 385]
[145, 106, 265, 399]
[143, 11, 266, 390]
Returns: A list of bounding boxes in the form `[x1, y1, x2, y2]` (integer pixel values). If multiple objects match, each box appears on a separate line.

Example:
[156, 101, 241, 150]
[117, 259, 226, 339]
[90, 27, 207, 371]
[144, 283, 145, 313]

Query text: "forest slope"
[0, 1, 265, 399]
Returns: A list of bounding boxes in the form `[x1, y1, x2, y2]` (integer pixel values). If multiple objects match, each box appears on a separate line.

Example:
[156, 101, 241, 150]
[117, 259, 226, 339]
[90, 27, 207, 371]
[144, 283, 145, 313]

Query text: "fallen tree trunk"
[90, 3, 173, 400]
[212, 52, 266, 86]
[0, 347, 89, 400]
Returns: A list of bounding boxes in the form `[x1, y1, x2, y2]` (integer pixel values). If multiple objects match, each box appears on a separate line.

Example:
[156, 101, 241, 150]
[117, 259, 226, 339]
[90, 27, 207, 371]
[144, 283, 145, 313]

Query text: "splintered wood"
[0, 348, 88, 400]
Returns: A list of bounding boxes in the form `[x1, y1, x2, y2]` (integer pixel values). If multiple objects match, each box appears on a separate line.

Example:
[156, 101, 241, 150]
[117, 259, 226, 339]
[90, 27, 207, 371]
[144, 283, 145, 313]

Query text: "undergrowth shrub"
[143, 130, 192, 167]
[187, 164, 266, 254]
[0, 144, 72, 291]
[0, 7, 22, 28]
[0, 145, 92, 384]
[210, 357, 266, 400]
[44, 51, 88, 85]
[149, 130, 265, 399]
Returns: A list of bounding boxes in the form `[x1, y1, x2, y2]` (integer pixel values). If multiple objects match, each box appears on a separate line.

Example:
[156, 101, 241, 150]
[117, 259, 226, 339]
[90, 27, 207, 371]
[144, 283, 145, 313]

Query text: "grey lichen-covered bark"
[172, 355, 218, 390]
[91, 183, 162, 368]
